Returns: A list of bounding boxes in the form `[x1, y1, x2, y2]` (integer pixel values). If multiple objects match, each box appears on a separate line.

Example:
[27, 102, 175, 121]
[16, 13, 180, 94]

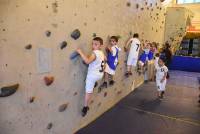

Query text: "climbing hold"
[92, 33, 97, 37]
[140, 7, 144, 10]
[51, 23, 58, 28]
[116, 35, 121, 39]
[45, 31, 51, 37]
[44, 76, 54, 86]
[29, 96, 35, 103]
[0, 84, 19, 97]
[60, 41, 67, 50]
[97, 102, 101, 107]
[136, 3, 139, 9]
[90, 100, 94, 104]
[25, 44, 32, 50]
[47, 123, 53, 129]
[117, 91, 122, 95]
[73, 92, 78, 96]
[104, 92, 107, 97]
[70, 51, 79, 60]
[58, 103, 68, 112]
[126, 2, 131, 7]
[52, 2, 58, 13]
[71, 29, 81, 40]
[84, 22, 87, 26]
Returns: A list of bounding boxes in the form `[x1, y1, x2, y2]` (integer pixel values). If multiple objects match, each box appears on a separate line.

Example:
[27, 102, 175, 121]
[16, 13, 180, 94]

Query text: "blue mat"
[169, 56, 200, 73]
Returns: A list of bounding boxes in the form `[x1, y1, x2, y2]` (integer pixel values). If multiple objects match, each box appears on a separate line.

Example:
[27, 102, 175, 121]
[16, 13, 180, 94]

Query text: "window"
[177, 0, 200, 4]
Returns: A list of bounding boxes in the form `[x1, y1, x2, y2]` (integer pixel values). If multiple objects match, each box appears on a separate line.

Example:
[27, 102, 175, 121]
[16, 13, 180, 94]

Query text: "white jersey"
[111, 45, 121, 56]
[154, 57, 159, 68]
[129, 38, 141, 58]
[87, 50, 105, 76]
[156, 65, 168, 80]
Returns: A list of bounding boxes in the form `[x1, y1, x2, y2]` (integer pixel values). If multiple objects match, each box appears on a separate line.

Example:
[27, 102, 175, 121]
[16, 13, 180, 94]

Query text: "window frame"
[176, 0, 200, 4]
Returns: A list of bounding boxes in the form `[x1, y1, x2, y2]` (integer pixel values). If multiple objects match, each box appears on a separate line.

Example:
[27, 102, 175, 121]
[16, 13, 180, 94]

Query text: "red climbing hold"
[44, 76, 54, 86]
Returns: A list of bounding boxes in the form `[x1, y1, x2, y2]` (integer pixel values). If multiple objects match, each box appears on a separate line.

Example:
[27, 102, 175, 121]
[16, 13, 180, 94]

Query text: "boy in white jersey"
[100, 36, 121, 89]
[76, 37, 105, 117]
[155, 57, 168, 99]
[124, 33, 141, 77]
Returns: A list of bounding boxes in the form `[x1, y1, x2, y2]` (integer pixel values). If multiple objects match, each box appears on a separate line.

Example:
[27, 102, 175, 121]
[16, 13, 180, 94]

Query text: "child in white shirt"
[76, 37, 105, 116]
[124, 33, 141, 77]
[155, 57, 168, 99]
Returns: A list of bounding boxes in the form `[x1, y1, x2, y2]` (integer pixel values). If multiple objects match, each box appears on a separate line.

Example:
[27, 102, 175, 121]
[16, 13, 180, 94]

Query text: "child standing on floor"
[155, 57, 168, 99]
[124, 33, 141, 77]
[100, 36, 121, 89]
[76, 37, 105, 117]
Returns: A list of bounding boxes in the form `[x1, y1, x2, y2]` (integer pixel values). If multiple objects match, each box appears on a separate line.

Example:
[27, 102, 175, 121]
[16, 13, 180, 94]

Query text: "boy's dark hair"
[93, 37, 103, 45]
[155, 53, 160, 57]
[110, 36, 118, 42]
[133, 33, 139, 38]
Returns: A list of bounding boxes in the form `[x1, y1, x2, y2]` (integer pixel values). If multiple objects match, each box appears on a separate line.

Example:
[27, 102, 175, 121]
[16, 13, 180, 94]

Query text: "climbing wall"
[0, 0, 169, 134]
[164, 7, 193, 53]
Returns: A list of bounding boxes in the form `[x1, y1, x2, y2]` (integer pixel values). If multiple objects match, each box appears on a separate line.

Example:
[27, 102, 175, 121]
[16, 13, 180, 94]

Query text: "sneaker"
[161, 91, 165, 98]
[101, 82, 108, 88]
[82, 106, 89, 117]
[109, 80, 115, 86]
[125, 72, 129, 77]
[129, 72, 133, 75]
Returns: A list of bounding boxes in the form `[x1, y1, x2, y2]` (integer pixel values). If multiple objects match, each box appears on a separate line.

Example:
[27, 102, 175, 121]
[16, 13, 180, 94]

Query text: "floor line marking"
[122, 105, 200, 127]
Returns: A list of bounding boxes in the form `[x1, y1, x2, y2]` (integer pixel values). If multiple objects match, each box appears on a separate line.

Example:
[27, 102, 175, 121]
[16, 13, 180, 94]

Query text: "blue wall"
[169, 56, 200, 73]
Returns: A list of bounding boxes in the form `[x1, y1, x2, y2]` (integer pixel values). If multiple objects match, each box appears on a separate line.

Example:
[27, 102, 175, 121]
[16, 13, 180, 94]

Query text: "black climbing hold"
[70, 51, 79, 60]
[0, 84, 19, 97]
[93, 33, 97, 37]
[71, 29, 81, 40]
[25, 44, 32, 50]
[60, 41, 67, 50]
[94, 82, 98, 88]
[30, 96, 35, 103]
[58, 103, 68, 112]
[47, 123, 53, 129]
[45, 31, 51, 37]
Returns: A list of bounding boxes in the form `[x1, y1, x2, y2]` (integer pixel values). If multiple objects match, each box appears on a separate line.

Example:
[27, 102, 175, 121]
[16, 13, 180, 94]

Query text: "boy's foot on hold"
[82, 106, 89, 117]
[109, 80, 115, 86]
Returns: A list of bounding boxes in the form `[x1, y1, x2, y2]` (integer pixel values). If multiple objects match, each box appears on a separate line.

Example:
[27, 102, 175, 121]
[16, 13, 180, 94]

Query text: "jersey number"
[161, 68, 164, 72]
[136, 44, 140, 51]
[99, 61, 105, 73]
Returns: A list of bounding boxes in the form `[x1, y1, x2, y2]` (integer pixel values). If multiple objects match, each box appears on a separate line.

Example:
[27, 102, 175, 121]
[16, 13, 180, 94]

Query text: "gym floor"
[76, 71, 200, 134]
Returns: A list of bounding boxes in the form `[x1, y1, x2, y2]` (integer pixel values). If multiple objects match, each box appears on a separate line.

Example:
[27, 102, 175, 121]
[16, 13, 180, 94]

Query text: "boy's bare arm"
[76, 49, 96, 64]
[106, 45, 113, 53]
[124, 39, 132, 51]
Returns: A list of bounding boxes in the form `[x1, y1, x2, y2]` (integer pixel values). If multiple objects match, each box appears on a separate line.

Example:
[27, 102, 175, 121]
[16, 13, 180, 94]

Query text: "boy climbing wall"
[76, 37, 105, 117]
[99, 36, 121, 89]
[124, 33, 141, 77]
